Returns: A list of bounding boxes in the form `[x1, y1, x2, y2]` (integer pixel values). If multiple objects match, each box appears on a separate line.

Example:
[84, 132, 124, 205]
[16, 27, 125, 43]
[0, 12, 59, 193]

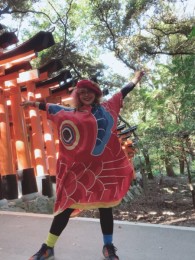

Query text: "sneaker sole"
[103, 258, 119, 260]
[46, 257, 54, 260]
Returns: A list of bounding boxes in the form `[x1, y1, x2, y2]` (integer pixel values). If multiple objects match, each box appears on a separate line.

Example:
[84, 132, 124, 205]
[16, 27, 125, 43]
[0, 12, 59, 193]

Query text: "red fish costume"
[46, 92, 134, 216]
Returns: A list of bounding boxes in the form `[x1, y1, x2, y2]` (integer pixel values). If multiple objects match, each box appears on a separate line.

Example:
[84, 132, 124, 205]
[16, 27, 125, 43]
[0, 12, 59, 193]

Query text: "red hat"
[76, 79, 102, 96]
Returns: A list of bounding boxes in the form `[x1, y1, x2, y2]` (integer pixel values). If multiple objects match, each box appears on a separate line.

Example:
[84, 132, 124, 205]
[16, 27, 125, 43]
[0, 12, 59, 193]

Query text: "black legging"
[50, 207, 113, 236]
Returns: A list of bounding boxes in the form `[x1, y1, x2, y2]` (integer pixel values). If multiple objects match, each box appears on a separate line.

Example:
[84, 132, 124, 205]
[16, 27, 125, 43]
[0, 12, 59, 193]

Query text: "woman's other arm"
[121, 71, 145, 99]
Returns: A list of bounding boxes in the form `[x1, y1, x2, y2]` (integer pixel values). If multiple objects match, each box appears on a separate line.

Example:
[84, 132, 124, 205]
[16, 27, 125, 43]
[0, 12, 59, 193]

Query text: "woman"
[22, 70, 144, 260]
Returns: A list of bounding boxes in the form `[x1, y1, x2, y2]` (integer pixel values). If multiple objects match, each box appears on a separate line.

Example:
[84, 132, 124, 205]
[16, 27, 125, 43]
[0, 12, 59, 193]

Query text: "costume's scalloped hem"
[54, 200, 122, 217]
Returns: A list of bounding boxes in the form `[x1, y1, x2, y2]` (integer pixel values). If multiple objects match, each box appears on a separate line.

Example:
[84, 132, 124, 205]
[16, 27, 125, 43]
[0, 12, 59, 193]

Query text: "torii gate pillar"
[0, 88, 18, 199]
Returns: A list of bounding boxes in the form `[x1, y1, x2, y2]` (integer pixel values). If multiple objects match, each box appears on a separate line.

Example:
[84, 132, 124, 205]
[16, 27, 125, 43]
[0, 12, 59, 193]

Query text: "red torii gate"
[0, 31, 57, 200]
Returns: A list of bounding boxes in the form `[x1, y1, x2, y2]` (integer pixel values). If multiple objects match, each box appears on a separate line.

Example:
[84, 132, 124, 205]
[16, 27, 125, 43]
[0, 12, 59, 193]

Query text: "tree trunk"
[186, 138, 195, 161]
[164, 157, 175, 177]
[179, 159, 185, 174]
[143, 149, 154, 179]
[141, 168, 148, 195]
[185, 158, 195, 208]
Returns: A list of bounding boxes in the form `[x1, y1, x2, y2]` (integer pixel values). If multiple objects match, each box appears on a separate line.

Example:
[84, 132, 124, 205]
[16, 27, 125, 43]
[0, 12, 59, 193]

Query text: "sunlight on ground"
[163, 188, 174, 194]
[149, 211, 157, 215]
[121, 211, 129, 216]
[163, 211, 175, 216]
[181, 189, 188, 193]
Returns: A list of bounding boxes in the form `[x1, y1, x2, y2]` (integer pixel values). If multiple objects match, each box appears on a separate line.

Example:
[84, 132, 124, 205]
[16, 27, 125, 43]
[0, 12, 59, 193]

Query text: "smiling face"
[77, 88, 96, 106]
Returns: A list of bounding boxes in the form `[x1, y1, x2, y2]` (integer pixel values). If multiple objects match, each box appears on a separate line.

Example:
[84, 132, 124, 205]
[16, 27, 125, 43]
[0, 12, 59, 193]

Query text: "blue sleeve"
[47, 104, 74, 115]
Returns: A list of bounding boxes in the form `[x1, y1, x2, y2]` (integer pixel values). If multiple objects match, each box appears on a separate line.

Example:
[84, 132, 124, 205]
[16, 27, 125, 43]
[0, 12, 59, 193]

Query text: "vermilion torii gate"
[0, 30, 60, 201]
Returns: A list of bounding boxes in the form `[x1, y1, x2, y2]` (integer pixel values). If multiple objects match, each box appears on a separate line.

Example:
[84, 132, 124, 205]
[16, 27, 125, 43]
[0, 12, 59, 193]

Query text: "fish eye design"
[60, 120, 80, 150]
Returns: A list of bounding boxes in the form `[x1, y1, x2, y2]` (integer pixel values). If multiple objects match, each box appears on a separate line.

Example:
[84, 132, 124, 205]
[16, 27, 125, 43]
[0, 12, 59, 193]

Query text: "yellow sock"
[45, 233, 59, 248]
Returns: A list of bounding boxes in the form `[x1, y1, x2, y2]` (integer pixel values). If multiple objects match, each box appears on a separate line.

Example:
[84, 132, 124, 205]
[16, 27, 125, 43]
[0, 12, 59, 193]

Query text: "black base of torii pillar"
[42, 174, 53, 198]
[17, 168, 38, 200]
[1, 174, 18, 200]
[17, 168, 53, 199]
[0, 175, 8, 206]
[0, 175, 3, 200]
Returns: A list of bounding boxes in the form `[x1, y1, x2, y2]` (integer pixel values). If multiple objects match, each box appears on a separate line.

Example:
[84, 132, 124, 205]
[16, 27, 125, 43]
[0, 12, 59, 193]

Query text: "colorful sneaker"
[102, 244, 119, 260]
[29, 243, 54, 260]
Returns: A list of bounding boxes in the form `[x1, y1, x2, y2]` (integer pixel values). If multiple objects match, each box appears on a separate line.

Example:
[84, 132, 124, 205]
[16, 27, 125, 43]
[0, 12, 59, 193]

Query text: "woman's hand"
[20, 101, 35, 108]
[131, 71, 145, 85]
